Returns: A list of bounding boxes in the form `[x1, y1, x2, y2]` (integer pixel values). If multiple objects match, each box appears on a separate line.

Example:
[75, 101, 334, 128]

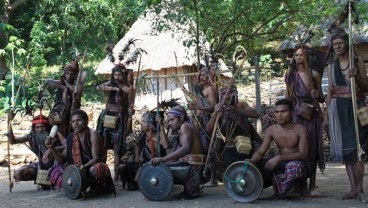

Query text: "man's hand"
[311, 89, 320, 99]
[7, 111, 15, 123]
[187, 102, 198, 110]
[265, 156, 280, 170]
[348, 66, 358, 78]
[42, 149, 51, 163]
[151, 157, 165, 165]
[45, 136, 57, 149]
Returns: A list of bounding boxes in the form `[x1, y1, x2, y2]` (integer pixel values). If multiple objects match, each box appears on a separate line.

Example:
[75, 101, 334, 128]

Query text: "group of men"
[7, 25, 367, 203]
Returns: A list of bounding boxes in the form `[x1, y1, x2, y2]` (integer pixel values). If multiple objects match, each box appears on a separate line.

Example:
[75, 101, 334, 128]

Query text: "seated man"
[46, 109, 114, 195]
[151, 105, 205, 199]
[7, 113, 65, 189]
[119, 111, 169, 190]
[250, 99, 309, 199]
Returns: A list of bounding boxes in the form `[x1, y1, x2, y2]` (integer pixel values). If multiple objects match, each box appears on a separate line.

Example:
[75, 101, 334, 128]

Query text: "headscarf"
[32, 115, 49, 125]
[219, 85, 238, 106]
[167, 105, 192, 124]
[141, 111, 157, 131]
[326, 25, 350, 63]
[63, 60, 79, 75]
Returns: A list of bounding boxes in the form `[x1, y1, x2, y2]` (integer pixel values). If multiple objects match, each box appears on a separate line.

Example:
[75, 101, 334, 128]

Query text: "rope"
[223, 161, 249, 184]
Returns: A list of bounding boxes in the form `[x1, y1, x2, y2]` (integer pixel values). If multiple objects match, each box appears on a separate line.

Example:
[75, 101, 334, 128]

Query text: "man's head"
[110, 65, 128, 84]
[219, 85, 238, 106]
[274, 99, 293, 125]
[70, 109, 89, 132]
[326, 26, 349, 61]
[197, 66, 214, 86]
[63, 60, 79, 84]
[32, 115, 50, 133]
[141, 111, 157, 132]
[167, 105, 188, 131]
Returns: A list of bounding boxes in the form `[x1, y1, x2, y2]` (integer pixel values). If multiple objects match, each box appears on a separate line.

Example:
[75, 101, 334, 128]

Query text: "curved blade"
[137, 162, 174, 201]
[223, 161, 263, 203]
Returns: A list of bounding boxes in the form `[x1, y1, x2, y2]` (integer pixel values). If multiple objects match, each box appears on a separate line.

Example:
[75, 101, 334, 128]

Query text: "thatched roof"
[96, 10, 208, 75]
[279, 23, 368, 51]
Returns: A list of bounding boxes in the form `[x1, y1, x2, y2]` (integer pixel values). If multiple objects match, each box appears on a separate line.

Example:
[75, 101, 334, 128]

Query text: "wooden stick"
[348, 1, 363, 161]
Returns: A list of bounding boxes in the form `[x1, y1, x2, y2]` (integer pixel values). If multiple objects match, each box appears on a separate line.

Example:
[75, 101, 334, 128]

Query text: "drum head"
[223, 161, 263, 203]
[137, 162, 174, 201]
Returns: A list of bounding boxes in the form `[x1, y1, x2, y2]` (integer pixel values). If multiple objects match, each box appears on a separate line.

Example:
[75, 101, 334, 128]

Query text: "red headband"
[32, 115, 49, 125]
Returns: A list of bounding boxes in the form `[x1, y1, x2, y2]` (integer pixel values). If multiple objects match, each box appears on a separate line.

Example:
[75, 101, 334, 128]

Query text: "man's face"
[294, 48, 305, 65]
[167, 114, 182, 131]
[332, 38, 348, 56]
[140, 119, 149, 131]
[71, 114, 87, 132]
[113, 71, 123, 82]
[274, 104, 292, 125]
[198, 69, 208, 85]
[64, 72, 76, 83]
[34, 123, 47, 133]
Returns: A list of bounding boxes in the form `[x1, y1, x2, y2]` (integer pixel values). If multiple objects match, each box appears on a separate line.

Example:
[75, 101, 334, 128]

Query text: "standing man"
[96, 65, 133, 184]
[188, 66, 219, 187]
[250, 99, 309, 199]
[47, 109, 114, 194]
[44, 60, 86, 137]
[325, 26, 368, 203]
[151, 105, 205, 199]
[284, 46, 325, 195]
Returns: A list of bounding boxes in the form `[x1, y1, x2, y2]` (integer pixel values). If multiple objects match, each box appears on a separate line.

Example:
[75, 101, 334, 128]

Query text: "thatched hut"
[96, 10, 209, 110]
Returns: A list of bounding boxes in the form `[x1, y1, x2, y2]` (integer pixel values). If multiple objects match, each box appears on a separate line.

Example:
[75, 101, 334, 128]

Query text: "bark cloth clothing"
[219, 109, 262, 169]
[97, 81, 129, 155]
[328, 59, 368, 164]
[49, 128, 114, 193]
[285, 70, 325, 171]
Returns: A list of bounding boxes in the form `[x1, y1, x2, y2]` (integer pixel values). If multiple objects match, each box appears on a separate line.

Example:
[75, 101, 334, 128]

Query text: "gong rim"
[223, 161, 264, 203]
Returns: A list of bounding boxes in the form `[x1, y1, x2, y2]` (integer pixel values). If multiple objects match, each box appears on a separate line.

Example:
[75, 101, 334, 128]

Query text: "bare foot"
[357, 193, 368, 203]
[339, 192, 357, 200]
[300, 184, 311, 199]
[204, 181, 218, 187]
[309, 188, 321, 197]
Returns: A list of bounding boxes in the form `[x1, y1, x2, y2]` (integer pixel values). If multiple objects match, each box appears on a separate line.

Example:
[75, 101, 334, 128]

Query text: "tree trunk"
[0, 0, 28, 80]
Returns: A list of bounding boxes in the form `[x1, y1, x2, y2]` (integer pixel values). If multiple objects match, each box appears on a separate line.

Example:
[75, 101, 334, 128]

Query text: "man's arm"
[205, 103, 222, 134]
[82, 130, 105, 169]
[236, 102, 259, 118]
[152, 124, 192, 164]
[250, 127, 273, 164]
[355, 57, 368, 91]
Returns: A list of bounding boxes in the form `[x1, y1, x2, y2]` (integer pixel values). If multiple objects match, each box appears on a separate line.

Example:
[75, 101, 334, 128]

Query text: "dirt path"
[0, 163, 367, 208]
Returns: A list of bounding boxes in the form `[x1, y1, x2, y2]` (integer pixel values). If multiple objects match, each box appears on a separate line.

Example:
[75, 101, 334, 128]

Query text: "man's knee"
[88, 166, 98, 180]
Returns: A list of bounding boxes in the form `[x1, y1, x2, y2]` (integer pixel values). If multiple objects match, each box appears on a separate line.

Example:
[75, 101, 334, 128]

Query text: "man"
[250, 99, 309, 199]
[7, 113, 65, 189]
[96, 65, 133, 184]
[325, 26, 368, 203]
[187, 66, 219, 187]
[284, 46, 325, 195]
[206, 85, 262, 170]
[44, 60, 86, 137]
[151, 105, 204, 199]
[47, 109, 114, 195]
[118, 111, 169, 190]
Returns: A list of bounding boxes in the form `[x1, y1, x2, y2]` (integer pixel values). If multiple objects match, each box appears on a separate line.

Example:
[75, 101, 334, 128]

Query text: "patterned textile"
[328, 59, 368, 163]
[49, 164, 64, 189]
[272, 161, 308, 198]
[286, 71, 325, 171]
[183, 165, 203, 197]
[96, 81, 129, 155]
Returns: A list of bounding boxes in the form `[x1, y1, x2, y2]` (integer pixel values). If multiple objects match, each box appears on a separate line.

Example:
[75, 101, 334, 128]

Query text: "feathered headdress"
[106, 38, 147, 68]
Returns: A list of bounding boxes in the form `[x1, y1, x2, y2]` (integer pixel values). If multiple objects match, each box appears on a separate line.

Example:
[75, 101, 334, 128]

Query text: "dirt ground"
[0, 163, 367, 208]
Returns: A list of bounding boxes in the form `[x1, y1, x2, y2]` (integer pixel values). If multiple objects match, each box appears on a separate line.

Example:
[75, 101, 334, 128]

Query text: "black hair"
[71, 109, 89, 122]
[275, 99, 293, 112]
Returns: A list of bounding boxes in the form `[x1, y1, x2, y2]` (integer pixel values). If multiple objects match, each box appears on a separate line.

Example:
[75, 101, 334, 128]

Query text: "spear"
[348, 1, 363, 161]
[156, 73, 161, 156]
